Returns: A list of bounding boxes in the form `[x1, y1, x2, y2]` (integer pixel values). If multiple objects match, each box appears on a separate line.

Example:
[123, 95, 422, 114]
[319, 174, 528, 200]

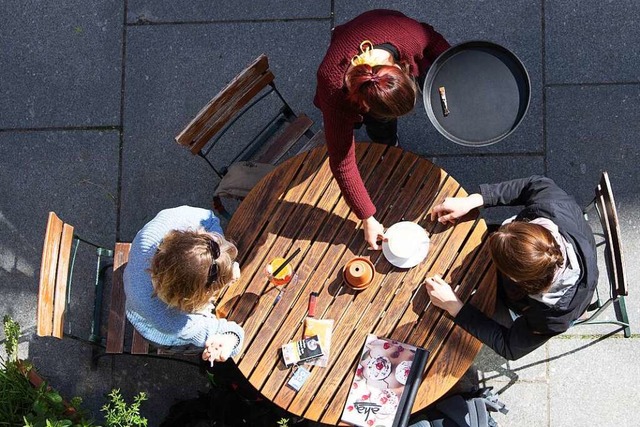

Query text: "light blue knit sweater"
[123, 206, 244, 355]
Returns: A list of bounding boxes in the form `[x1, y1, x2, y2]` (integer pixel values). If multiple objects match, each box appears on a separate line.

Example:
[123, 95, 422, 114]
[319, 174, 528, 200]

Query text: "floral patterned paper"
[341, 334, 420, 427]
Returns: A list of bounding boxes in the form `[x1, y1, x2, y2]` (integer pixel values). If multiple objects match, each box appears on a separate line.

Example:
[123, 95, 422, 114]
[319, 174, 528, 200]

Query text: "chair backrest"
[595, 171, 627, 298]
[37, 212, 74, 338]
[36, 214, 202, 364]
[175, 54, 314, 176]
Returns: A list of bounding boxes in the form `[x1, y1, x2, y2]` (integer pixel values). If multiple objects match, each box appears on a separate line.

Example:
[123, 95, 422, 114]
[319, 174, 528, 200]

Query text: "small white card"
[287, 366, 311, 392]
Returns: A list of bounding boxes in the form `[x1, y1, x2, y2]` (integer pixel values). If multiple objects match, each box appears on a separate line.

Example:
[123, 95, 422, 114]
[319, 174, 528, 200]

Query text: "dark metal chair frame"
[574, 171, 631, 337]
[175, 54, 323, 219]
[36, 212, 200, 368]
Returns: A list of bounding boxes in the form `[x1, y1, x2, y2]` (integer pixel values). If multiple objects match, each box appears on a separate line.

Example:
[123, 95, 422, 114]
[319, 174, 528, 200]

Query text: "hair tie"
[351, 40, 376, 66]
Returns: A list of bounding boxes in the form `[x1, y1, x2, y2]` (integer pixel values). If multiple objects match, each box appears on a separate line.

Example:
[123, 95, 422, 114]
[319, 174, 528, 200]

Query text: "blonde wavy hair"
[149, 229, 238, 313]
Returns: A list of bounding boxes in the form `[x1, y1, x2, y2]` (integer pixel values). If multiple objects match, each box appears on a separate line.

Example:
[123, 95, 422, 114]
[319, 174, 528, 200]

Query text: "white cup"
[387, 227, 419, 259]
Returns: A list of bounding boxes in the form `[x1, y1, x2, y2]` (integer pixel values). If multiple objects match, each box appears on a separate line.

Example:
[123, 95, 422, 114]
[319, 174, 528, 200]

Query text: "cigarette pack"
[281, 335, 324, 367]
[287, 366, 312, 391]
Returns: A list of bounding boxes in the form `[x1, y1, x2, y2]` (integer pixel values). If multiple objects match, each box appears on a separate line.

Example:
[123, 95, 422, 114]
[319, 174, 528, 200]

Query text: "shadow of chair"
[36, 212, 200, 367]
[175, 54, 325, 219]
[573, 171, 631, 337]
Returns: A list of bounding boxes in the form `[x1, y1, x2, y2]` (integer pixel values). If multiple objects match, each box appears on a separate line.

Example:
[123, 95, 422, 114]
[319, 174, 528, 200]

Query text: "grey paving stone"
[0, 0, 123, 128]
[547, 85, 640, 334]
[546, 84, 640, 205]
[0, 130, 119, 333]
[477, 381, 548, 427]
[337, 1, 543, 156]
[127, 0, 331, 23]
[120, 21, 329, 240]
[111, 357, 208, 426]
[548, 337, 640, 426]
[475, 343, 549, 385]
[429, 155, 544, 224]
[545, 1, 640, 84]
[27, 337, 114, 423]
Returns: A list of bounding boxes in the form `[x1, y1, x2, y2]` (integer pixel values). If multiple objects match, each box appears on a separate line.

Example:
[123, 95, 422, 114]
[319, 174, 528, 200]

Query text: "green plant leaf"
[32, 399, 48, 415]
[2, 315, 21, 362]
[46, 391, 64, 403]
[101, 388, 148, 427]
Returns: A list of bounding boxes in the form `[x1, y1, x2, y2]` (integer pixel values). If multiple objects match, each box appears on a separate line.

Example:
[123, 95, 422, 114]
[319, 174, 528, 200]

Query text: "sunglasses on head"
[205, 238, 220, 289]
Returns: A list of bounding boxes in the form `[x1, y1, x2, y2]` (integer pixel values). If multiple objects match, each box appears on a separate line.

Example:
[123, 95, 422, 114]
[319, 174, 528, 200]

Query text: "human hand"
[231, 261, 241, 282]
[430, 194, 484, 225]
[363, 216, 386, 250]
[202, 334, 237, 365]
[424, 275, 463, 316]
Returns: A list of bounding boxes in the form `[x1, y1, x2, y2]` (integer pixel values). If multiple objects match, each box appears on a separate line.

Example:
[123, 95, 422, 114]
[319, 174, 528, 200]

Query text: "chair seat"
[175, 55, 321, 219]
[214, 161, 276, 199]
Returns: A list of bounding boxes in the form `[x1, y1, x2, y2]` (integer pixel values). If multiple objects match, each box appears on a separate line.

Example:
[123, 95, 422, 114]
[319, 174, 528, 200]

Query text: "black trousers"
[359, 115, 398, 146]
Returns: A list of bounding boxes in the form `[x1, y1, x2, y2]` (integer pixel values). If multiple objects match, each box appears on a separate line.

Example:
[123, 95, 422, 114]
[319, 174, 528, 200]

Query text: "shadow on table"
[215, 292, 260, 321]
[233, 199, 359, 269]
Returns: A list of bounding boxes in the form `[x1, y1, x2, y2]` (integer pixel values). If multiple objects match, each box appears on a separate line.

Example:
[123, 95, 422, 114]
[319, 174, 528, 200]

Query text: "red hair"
[345, 64, 417, 119]
[488, 222, 564, 295]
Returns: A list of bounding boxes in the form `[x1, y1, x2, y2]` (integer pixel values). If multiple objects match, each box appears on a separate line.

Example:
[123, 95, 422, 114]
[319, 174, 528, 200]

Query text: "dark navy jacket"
[454, 176, 598, 360]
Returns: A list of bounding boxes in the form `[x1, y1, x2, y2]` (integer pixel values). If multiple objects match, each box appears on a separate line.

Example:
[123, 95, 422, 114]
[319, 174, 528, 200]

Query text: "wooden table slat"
[247, 177, 372, 392]
[238, 173, 347, 374]
[408, 223, 490, 347]
[220, 148, 331, 322]
[234, 147, 376, 348]
[220, 146, 495, 424]
[253, 145, 408, 396]
[231, 152, 308, 250]
[414, 265, 497, 408]
[302, 199, 485, 422]
[290, 170, 456, 422]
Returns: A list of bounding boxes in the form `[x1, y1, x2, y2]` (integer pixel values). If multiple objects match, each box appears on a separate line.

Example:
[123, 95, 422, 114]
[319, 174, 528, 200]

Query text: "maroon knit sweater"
[314, 9, 450, 219]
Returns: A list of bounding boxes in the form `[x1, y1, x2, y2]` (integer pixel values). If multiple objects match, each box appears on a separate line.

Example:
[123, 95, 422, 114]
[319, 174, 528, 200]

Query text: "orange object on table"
[266, 257, 294, 287]
[217, 144, 496, 425]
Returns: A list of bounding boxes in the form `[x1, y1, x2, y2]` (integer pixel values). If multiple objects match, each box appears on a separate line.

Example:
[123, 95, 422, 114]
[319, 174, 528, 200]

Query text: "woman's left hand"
[424, 275, 464, 316]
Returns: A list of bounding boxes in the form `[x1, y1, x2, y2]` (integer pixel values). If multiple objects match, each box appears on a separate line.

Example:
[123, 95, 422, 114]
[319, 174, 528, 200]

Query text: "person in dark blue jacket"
[425, 176, 598, 360]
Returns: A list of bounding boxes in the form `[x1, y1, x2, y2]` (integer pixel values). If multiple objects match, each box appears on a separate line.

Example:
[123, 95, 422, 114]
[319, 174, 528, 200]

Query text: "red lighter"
[308, 292, 318, 318]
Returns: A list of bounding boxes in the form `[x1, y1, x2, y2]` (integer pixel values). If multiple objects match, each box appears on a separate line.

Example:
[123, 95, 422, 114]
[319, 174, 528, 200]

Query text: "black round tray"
[423, 41, 531, 146]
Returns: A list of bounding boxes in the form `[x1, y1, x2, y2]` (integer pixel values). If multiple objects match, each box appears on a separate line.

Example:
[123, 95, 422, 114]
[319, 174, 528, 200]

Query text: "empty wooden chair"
[574, 171, 630, 337]
[175, 54, 325, 218]
[36, 212, 199, 365]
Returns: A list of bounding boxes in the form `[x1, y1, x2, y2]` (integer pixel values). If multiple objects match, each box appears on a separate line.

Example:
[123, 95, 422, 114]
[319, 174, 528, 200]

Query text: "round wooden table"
[217, 143, 496, 424]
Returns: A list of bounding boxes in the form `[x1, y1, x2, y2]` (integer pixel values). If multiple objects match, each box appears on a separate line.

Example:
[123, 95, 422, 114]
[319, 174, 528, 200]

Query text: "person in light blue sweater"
[124, 206, 244, 362]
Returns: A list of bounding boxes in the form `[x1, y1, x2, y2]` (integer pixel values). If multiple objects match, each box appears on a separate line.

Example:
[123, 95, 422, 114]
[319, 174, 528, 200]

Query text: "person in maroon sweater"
[314, 9, 450, 249]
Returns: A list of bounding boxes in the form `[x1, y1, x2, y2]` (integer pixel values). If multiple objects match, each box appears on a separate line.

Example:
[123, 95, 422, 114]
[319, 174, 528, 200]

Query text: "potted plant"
[1, 315, 147, 427]
[1, 315, 93, 426]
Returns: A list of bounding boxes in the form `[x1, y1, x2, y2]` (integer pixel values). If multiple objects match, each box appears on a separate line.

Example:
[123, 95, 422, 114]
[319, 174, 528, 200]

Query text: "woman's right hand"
[430, 194, 484, 225]
[202, 334, 237, 364]
[363, 216, 386, 250]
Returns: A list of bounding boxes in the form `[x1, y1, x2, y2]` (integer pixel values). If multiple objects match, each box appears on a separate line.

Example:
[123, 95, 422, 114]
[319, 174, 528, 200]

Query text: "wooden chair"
[36, 212, 199, 366]
[175, 54, 324, 219]
[574, 171, 631, 337]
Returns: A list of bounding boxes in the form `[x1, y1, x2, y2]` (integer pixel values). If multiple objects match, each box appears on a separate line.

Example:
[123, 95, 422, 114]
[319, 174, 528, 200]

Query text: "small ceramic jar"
[343, 257, 375, 290]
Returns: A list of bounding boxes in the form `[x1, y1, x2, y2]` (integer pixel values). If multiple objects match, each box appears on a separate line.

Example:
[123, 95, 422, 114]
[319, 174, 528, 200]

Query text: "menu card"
[341, 334, 429, 427]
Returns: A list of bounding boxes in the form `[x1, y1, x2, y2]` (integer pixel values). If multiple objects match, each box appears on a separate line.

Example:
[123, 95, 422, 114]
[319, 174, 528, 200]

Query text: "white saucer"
[382, 221, 430, 268]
